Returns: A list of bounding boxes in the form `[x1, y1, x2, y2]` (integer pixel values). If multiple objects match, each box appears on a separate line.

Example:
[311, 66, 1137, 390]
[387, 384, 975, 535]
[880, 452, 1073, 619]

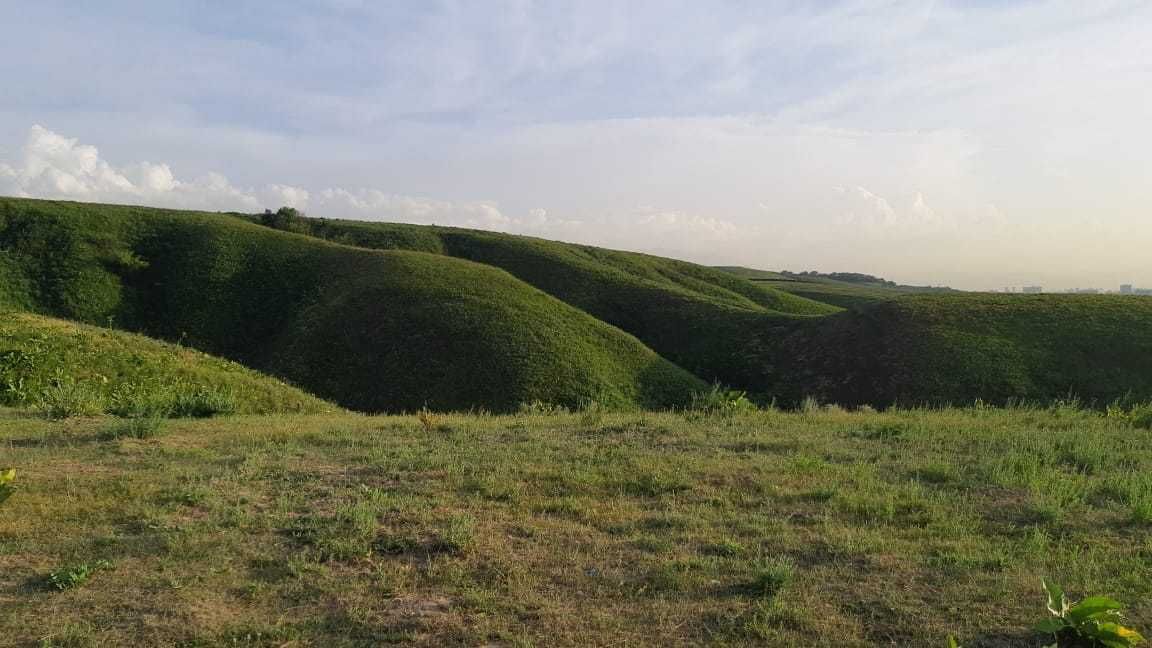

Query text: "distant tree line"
[783, 270, 898, 287]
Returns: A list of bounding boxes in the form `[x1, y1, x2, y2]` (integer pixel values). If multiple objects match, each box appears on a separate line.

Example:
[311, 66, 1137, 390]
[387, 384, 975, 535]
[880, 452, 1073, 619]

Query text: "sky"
[2, 1, 1151, 290]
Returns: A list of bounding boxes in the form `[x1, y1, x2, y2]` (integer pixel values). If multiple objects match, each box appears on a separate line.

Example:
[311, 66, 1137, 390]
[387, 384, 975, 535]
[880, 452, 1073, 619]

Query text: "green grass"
[0, 197, 704, 412]
[2, 405, 1150, 646]
[1, 311, 332, 416]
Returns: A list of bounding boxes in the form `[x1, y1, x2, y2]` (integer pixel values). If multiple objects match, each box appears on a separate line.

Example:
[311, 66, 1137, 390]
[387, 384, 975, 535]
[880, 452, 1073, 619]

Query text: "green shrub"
[36, 375, 100, 420]
[169, 385, 236, 418]
[100, 416, 165, 441]
[1129, 404, 1152, 430]
[0, 468, 16, 506]
[1035, 580, 1144, 647]
[689, 384, 757, 417]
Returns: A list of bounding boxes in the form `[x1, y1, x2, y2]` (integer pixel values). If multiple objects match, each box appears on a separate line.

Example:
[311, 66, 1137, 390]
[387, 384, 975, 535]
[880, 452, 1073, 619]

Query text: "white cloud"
[0, 125, 763, 254]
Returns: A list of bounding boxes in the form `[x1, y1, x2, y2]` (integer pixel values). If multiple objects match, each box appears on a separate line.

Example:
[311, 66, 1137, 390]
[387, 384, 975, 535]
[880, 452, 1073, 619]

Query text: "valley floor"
[1, 407, 1150, 647]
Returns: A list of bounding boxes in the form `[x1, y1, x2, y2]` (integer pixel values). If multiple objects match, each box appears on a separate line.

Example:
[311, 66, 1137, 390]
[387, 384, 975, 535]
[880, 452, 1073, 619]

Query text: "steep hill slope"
[0, 197, 705, 412]
[248, 214, 836, 385]
[0, 311, 332, 414]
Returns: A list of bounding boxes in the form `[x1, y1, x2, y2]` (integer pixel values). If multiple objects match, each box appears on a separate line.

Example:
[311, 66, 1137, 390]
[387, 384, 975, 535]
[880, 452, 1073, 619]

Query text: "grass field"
[3, 405, 1150, 647]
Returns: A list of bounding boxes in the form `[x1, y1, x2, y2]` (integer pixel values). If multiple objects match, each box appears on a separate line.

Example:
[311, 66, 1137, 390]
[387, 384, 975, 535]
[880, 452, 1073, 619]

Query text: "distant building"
[1021, 286, 1042, 294]
[1137, 288, 1152, 296]
[1121, 284, 1134, 294]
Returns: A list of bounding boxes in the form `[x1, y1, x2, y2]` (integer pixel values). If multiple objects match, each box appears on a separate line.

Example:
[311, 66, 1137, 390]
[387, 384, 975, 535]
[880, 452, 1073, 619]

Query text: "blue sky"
[2, 1, 1151, 289]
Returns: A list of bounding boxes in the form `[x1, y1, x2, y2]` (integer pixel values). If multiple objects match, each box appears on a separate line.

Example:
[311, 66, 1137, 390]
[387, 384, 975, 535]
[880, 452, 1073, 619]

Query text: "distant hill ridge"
[4, 196, 1152, 410]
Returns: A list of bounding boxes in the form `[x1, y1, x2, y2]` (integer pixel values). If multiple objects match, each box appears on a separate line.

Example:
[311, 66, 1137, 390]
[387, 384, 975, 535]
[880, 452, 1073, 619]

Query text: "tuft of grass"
[741, 556, 796, 599]
[99, 416, 165, 441]
[168, 385, 236, 418]
[434, 515, 476, 554]
[36, 375, 100, 420]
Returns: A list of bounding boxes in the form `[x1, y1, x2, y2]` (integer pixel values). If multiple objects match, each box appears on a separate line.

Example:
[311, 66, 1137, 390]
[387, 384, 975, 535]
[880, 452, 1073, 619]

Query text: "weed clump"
[169, 385, 236, 418]
[689, 384, 757, 418]
[742, 557, 795, 600]
[36, 374, 99, 420]
[47, 560, 112, 591]
[0, 469, 16, 506]
[1035, 580, 1144, 647]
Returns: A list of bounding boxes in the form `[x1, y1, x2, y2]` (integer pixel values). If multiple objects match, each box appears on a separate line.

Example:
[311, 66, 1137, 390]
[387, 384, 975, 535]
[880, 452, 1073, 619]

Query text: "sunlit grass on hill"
[0, 311, 333, 417]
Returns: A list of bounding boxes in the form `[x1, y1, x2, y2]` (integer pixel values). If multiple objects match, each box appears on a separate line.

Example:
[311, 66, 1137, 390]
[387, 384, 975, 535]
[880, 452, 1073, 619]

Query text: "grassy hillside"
[715, 266, 941, 309]
[0, 311, 332, 415]
[712, 265, 790, 282]
[247, 214, 837, 385]
[6, 196, 1152, 411]
[3, 406, 1150, 645]
[751, 294, 1152, 407]
[0, 197, 704, 412]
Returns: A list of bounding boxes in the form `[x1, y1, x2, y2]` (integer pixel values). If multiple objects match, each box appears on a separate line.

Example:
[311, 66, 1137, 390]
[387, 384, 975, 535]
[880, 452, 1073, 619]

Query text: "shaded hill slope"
[750, 294, 1152, 407]
[248, 214, 836, 385]
[0, 311, 333, 414]
[0, 197, 704, 412]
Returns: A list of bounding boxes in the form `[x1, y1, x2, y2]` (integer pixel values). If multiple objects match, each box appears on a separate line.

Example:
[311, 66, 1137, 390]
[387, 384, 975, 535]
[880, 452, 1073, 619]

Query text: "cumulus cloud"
[0, 125, 524, 229]
[0, 125, 757, 254]
[831, 187, 950, 238]
[0, 125, 263, 211]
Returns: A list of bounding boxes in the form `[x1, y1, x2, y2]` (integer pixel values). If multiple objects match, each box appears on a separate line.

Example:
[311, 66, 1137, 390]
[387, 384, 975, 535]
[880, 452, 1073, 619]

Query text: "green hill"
[0, 311, 332, 415]
[750, 294, 1152, 407]
[247, 213, 837, 386]
[715, 266, 955, 309]
[5, 196, 1152, 411]
[0, 197, 704, 412]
